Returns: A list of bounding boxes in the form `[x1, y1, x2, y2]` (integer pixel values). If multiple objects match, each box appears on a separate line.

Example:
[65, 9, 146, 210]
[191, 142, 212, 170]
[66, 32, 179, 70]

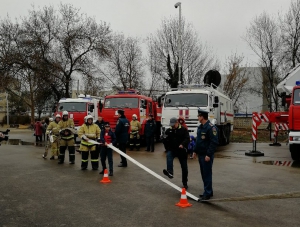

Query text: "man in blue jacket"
[144, 114, 156, 152]
[115, 109, 130, 167]
[193, 108, 218, 201]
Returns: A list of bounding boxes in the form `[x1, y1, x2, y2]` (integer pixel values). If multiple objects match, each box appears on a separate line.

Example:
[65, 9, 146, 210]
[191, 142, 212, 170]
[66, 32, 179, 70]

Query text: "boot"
[136, 146, 140, 151]
[109, 170, 113, 176]
[50, 156, 54, 160]
[99, 169, 104, 174]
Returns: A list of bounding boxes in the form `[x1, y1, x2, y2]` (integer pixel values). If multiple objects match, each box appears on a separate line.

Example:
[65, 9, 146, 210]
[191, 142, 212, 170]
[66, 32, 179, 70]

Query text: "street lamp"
[267, 51, 273, 141]
[174, 2, 182, 86]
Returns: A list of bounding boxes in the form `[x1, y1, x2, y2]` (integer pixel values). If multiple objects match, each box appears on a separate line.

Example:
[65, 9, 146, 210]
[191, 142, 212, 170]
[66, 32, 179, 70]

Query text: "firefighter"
[144, 114, 156, 152]
[78, 115, 101, 170]
[58, 111, 76, 164]
[115, 109, 130, 167]
[129, 114, 141, 151]
[43, 114, 61, 160]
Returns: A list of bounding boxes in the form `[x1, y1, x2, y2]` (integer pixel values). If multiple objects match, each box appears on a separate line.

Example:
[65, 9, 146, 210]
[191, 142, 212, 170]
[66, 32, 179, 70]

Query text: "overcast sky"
[0, 0, 291, 70]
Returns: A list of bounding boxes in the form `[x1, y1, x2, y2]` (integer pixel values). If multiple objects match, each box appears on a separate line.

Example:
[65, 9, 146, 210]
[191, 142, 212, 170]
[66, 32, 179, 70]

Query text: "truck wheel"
[290, 144, 300, 160]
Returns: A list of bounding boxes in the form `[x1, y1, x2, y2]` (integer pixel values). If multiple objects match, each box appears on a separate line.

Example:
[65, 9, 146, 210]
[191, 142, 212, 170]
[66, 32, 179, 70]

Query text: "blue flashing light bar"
[118, 90, 137, 94]
[178, 84, 206, 89]
[296, 81, 300, 86]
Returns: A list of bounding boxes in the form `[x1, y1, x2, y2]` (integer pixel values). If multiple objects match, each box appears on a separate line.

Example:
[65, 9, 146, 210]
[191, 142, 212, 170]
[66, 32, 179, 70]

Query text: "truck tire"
[290, 144, 300, 160]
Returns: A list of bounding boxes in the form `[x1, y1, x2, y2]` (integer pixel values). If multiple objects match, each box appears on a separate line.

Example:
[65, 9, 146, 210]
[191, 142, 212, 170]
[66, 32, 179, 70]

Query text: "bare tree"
[103, 33, 145, 90]
[244, 11, 283, 111]
[223, 53, 249, 109]
[279, 0, 300, 69]
[147, 17, 219, 88]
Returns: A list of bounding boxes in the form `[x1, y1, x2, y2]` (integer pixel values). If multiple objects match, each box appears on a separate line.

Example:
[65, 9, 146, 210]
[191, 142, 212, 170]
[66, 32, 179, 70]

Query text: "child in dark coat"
[99, 123, 116, 176]
[188, 135, 196, 159]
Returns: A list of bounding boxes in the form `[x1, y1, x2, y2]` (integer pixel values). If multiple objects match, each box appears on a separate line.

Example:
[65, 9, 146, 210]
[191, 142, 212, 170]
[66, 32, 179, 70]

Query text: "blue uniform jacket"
[100, 129, 116, 146]
[144, 119, 156, 137]
[115, 116, 129, 144]
[194, 120, 219, 157]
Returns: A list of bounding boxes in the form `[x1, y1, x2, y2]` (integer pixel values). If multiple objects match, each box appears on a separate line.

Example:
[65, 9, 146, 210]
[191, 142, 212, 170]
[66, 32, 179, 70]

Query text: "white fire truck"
[160, 72, 233, 146]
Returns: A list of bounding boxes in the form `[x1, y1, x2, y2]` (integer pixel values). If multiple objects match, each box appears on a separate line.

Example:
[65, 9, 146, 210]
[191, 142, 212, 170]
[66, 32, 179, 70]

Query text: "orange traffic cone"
[100, 169, 111, 183]
[176, 188, 192, 208]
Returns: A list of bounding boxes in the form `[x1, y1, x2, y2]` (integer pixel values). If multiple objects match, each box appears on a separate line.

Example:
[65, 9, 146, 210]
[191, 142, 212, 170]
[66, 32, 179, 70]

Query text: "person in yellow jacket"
[129, 114, 141, 151]
[78, 115, 101, 170]
[58, 111, 76, 164]
[43, 114, 61, 160]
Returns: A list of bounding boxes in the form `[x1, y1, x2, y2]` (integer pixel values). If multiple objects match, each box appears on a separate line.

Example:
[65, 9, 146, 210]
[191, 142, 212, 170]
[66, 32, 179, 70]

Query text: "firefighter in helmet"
[58, 110, 76, 164]
[129, 114, 141, 151]
[43, 114, 61, 160]
[78, 115, 101, 170]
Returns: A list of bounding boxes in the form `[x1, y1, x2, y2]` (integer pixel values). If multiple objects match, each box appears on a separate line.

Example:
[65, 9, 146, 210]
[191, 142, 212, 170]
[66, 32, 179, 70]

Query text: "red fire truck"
[248, 65, 300, 160]
[55, 94, 103, 130]
[100, 90, 162, 140]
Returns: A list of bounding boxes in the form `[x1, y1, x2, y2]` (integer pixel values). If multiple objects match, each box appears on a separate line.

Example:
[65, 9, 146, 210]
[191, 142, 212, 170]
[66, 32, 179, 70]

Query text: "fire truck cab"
[100, 90, 162, 140]
[56, 94, 102, 130]
[161, 84, 233, 146]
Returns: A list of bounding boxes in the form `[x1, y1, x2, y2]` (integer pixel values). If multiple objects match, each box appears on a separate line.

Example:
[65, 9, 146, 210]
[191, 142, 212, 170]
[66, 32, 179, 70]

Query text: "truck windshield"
[294, 89, 300, 104]
[164, 93, 208, 107]
[58, 102, 86, 112]
[104, 98, 139, 108]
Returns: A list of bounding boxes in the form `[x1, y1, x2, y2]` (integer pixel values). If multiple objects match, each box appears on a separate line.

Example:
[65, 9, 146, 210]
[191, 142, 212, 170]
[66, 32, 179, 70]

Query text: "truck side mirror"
[158, 97, 162, 107]
[88, 105, 94, 112]
[99, 101, 103, 112]
[281, 92, 286, 107]
[214, 96, 219, 104]
[59, 106, 63, 110]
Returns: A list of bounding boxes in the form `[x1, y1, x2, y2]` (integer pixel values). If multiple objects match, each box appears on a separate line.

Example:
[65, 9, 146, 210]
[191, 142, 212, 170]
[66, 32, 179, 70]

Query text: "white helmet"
[132, 114, 137, 119]
[86, 115, 93, 122]
[49, 118, 53, 122]
[55, 114, 61, 118]
[62, 111, 68, 116]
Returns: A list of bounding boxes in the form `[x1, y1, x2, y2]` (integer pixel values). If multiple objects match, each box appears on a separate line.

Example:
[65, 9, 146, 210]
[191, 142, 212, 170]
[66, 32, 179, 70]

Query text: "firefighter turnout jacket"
[78, 123, 101, 151]
[46, 121, 60, 136]
[58, 119, 75, 140]
[130, 120, 141, 138]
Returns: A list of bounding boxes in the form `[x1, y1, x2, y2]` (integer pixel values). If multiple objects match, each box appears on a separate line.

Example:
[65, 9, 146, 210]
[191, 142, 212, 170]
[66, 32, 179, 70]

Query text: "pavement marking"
[107, 144, 200, 202]
[203, 191, 300, 202]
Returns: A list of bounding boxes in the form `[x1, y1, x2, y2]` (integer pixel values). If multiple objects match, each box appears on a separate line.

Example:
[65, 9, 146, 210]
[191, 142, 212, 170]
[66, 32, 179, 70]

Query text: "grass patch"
[231, 129, 288, 143]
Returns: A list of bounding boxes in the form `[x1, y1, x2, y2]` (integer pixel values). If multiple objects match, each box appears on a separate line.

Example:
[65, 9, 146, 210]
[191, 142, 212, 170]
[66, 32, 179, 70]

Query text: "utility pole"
[267, 51, 273, 141]
[174, 2, 182, 86]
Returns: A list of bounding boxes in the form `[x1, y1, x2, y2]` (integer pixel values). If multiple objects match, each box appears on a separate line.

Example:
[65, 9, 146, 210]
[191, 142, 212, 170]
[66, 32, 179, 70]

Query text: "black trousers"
[118, 143, 127, 165]
[59, 146, 75, 163]
[146, 136, 155, 151]
[100, 146, 113, 171]
[81, 150, 99, 169]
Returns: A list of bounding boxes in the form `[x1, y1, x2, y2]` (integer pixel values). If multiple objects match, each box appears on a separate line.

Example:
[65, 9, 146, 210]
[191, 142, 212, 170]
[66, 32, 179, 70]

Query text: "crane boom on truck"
[161, 70, 234, 146]
[276, 64, 300, 160]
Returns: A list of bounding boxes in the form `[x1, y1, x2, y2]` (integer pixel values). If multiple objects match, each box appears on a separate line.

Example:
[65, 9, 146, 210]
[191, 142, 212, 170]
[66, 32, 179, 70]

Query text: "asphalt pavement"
[1, 128, 300, 227]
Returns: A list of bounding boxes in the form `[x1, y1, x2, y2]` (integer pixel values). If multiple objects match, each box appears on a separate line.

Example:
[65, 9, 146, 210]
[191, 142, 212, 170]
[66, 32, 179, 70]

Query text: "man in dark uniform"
[115, 109, 130, 167]
[144, 114, 156, 152]
[193, 108, 218, 201]
[95, 115, 107, 132]
[95, 115, 107, 157]
[163, 117, 190, 189]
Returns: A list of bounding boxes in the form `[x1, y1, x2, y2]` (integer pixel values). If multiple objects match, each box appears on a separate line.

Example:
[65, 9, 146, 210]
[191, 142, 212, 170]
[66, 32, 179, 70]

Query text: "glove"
[82, 135, 88, 141]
